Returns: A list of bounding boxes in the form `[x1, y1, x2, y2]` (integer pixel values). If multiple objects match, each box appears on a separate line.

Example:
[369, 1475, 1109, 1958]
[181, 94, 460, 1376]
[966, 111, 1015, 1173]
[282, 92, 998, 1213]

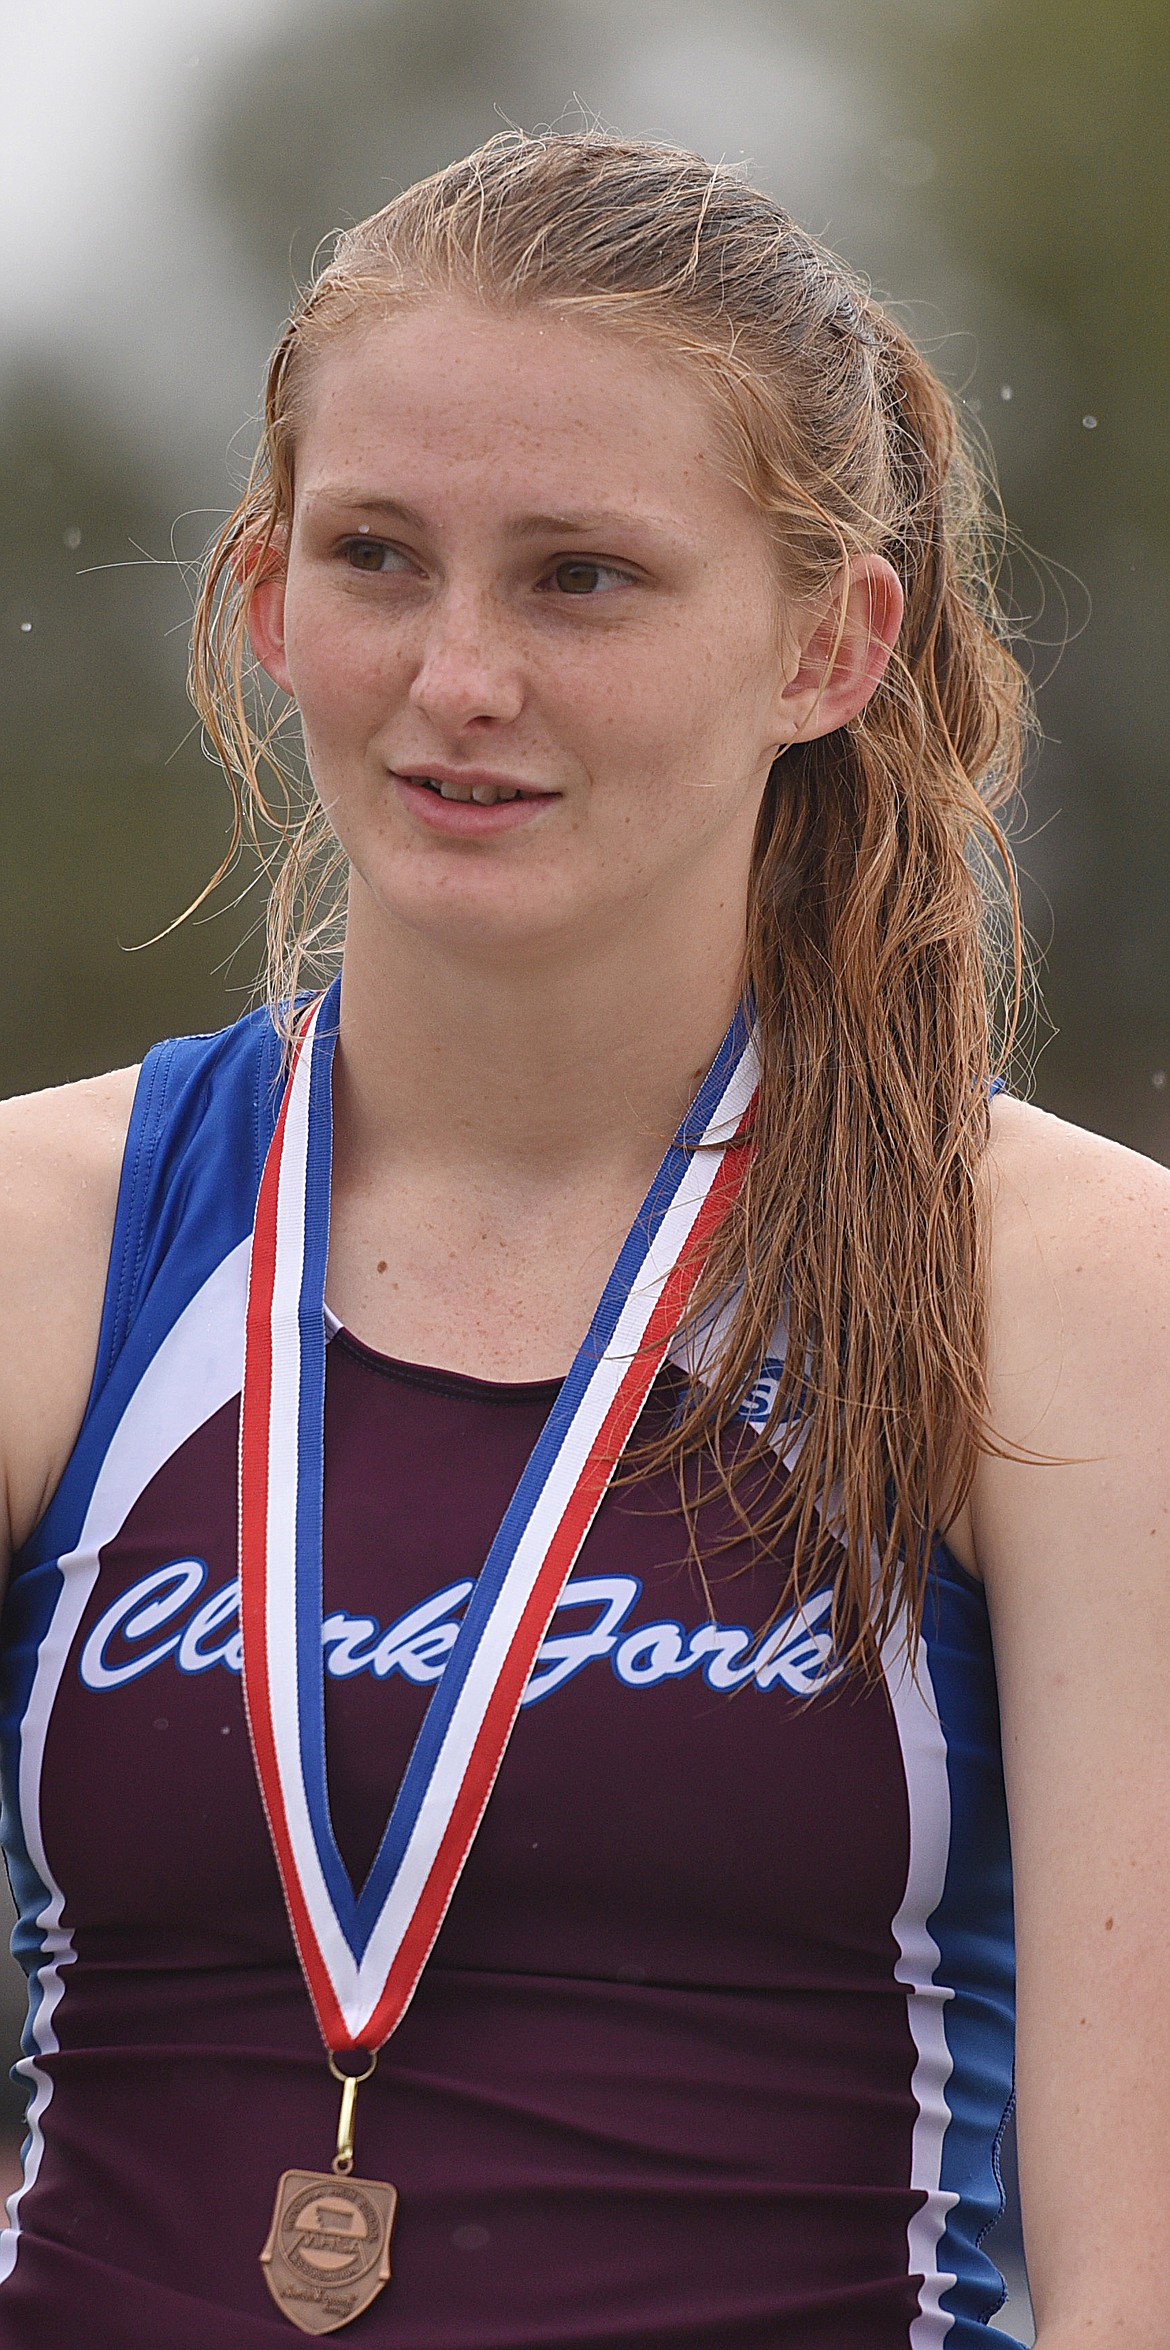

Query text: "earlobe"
[245, 571, 293, 697]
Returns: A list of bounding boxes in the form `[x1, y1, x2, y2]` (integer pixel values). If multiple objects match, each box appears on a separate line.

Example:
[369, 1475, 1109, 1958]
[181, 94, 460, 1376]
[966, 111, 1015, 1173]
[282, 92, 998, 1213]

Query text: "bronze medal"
[261, 2169, 398, 2335]
[262, 2058, 396, 2333]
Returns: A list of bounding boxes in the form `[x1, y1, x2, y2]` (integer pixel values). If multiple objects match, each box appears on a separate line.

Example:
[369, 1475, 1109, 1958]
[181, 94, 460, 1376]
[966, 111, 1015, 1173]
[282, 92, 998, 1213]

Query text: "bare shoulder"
[0, 1067, 139, 1561]
[983, 1090, 1170, 1412]
[987, 1086, 1170, 1256]
[967, 1088, 1170, 1587]
[0, 1064, 138, 1163]
[0, 1066, 139, 1259]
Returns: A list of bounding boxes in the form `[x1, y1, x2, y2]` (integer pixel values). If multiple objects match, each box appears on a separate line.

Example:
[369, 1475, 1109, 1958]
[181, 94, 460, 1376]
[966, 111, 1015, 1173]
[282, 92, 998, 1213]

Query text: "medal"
[261, 2174, 396, 2337]
[239, 979, 757, 2329]
[261, 2054, 397, 2335]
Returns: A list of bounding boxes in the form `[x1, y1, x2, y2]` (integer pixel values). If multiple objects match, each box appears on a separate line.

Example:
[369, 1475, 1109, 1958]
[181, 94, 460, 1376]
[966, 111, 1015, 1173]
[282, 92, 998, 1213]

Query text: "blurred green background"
[3, 0, 1167, 1153]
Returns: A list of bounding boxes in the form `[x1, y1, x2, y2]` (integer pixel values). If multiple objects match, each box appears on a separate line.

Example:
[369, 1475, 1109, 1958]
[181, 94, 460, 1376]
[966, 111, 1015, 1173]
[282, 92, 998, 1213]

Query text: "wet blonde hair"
[191, 131, 1030, 1663]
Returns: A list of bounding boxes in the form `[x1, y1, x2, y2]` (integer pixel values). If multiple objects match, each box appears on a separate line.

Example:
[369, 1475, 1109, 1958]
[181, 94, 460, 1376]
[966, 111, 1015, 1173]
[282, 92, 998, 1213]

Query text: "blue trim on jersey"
[10, 1007, 284, 1587]
[0, 1006, 288, 2149]
[0, 1552, 65, 1974]
[921, 1539, 1021, 2344]
[88, 1038, 173, 1401]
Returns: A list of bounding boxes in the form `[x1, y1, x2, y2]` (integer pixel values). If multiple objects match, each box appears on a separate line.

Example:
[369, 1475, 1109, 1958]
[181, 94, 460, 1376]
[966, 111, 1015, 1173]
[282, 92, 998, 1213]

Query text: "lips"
[395, 769, 553, 807]
[391, 769, 556, 835]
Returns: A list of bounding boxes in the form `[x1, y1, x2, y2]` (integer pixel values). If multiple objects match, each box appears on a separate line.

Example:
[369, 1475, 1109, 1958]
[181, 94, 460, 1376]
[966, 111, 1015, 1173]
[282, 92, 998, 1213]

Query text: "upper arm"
[0, 1068, 138, 1568]
[973, 1095, 1170, 2344]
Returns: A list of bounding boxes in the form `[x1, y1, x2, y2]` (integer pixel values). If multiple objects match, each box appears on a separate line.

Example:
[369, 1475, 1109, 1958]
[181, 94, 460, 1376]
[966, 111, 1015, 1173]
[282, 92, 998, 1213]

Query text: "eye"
[547, 558, 633, 597]
[341, 536, 412, 575]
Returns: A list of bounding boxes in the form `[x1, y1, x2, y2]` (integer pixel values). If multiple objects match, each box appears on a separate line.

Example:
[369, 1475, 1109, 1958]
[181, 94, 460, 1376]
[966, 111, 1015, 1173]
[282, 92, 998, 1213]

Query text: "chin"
[361, 866, 595, 964]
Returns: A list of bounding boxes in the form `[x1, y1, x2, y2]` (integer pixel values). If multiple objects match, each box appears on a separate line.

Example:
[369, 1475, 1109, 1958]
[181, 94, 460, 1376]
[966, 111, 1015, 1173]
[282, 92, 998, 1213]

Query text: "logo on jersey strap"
[239, 983, 759, 2054]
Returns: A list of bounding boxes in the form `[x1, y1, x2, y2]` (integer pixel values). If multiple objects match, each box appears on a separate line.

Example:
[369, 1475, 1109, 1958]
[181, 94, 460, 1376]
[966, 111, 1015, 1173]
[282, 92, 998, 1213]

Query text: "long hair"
[190, 132, 1032, 1666]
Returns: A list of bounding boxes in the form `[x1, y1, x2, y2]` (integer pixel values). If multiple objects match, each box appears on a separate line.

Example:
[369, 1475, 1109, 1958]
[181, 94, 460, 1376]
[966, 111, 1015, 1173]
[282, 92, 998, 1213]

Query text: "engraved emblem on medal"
[262, 2170, 398, 2335]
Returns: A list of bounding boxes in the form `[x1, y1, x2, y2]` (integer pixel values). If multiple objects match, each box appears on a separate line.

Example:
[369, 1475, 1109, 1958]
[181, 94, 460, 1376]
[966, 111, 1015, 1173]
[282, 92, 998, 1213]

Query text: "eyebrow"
[302, 489, 680, 544]
[303, 492, 428, 531]
[504, 510, 669, 541]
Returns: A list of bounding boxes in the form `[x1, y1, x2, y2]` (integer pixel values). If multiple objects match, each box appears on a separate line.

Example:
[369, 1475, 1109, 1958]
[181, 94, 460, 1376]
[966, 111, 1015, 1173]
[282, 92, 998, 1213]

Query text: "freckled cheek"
[615, 657, 753, 793]
[581, 633, 711, 749]
[285, 612, 409, 754]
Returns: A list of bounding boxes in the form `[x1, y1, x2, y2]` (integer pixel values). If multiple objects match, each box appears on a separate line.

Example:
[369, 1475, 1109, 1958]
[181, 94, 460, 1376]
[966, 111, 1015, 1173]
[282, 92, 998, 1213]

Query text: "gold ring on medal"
[328, 2050, 378, 2086]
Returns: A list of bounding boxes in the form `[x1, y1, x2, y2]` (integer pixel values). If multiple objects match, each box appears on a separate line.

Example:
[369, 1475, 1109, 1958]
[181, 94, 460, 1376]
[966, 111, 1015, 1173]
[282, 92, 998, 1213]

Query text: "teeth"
[418, 776, 525, 806]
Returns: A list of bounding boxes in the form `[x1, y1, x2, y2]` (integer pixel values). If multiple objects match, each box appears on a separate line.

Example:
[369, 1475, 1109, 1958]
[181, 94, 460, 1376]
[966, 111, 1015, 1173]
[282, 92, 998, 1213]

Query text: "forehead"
[291, 298, 755, 533]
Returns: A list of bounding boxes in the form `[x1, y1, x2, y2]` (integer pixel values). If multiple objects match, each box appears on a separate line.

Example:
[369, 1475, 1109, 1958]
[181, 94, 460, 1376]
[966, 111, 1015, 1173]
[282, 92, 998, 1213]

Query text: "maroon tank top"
[0, 1327, 975, 2347]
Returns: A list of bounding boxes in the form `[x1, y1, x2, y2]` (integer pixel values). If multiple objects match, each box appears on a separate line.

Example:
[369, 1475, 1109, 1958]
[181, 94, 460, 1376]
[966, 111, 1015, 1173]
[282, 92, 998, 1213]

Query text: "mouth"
[395, 769, 553, 807]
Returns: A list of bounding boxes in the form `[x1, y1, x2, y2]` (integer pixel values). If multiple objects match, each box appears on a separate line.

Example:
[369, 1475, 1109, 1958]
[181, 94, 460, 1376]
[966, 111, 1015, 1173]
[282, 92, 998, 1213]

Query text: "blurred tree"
[911, 0, 1170, 1150]
[205, 0, 617, 289]
[910, 0, 1166, 528]
[800, 0, 1170, 1149]
[0, 375, 257, 1097]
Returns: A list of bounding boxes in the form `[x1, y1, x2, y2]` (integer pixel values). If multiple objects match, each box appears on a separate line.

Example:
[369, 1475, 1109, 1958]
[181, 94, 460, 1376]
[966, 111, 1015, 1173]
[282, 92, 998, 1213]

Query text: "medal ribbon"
[239, 978, 758, 2057]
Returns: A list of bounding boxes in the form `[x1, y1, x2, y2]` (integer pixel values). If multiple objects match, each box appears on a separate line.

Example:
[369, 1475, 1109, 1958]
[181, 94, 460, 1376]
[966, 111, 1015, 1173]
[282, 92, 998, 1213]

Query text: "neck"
[334, 871, 747, 1186]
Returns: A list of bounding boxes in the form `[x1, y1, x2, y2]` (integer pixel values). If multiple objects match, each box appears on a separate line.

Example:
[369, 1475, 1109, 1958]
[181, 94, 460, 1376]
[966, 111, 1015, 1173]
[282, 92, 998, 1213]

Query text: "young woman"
[0, 133, 1166, 2350]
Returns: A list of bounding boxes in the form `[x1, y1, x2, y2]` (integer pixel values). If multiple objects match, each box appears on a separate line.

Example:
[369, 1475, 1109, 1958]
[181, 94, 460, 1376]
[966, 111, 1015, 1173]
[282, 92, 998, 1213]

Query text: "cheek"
[614, 616, 778, 787]
[584, 623, 719, 757]
[281, 584, 393, 738]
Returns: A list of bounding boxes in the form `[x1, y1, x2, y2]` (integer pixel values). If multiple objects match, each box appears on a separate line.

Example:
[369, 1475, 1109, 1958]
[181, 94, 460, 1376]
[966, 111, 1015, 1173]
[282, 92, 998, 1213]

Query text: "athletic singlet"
[0, 1009, 1020, 2348]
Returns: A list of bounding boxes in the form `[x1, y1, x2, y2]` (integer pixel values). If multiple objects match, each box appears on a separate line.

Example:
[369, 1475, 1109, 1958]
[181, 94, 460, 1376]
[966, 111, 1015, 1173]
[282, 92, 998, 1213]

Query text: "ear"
[245, 554, 293, 696]
[773, 555, 904, 745]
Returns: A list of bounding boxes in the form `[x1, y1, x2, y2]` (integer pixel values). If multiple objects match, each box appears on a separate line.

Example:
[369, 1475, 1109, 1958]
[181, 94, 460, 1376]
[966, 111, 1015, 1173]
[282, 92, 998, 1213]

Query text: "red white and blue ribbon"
[239, 976, 758, 2055]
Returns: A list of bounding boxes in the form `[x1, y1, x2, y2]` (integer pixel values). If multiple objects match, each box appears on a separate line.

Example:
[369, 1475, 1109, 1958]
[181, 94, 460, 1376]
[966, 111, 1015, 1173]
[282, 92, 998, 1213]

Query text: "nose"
[407, 586, 525, 733]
